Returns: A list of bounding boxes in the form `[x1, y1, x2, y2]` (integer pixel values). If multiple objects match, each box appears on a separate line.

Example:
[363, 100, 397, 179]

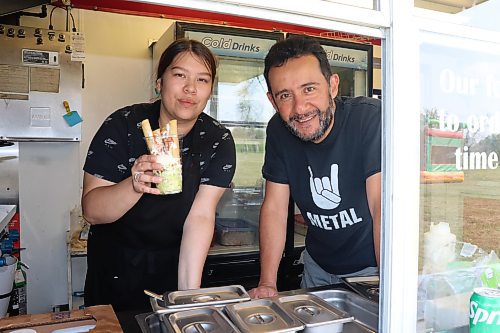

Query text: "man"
[249, 36, 381, 298]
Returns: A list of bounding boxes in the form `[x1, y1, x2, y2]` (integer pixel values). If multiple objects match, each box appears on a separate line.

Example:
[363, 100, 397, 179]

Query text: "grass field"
[233, 151, 265, 188]
[229, 127, 266, 188]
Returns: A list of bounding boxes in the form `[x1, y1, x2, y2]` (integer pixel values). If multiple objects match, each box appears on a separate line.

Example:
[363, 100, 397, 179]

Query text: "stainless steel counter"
[136, 286, 379, 333]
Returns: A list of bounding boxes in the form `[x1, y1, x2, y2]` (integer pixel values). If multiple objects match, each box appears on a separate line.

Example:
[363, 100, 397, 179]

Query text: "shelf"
[208, 231, 305, 256]
[208, 243, 259, 256]
[69, 250, 87, 257]
[0, 204, 16, 231]
[67, 234, 305, 257]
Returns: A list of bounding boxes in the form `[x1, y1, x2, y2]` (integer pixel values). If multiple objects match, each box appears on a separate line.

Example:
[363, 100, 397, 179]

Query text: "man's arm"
[366, 172, 381, 267]
[248, 180, 290, 298]
[178, 184, 226, 290]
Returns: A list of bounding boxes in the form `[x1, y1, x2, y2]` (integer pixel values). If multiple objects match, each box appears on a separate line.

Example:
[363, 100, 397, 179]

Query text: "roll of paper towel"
[423, 222, 457, 274]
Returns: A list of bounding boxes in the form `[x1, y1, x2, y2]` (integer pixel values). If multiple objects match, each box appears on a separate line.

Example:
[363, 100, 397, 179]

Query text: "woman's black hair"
[264, 36, 331, 94]
[157, 38, 217, 85]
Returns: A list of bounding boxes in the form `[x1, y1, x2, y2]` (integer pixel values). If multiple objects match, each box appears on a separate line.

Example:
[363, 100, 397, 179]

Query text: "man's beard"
[284, 98, 334, 142]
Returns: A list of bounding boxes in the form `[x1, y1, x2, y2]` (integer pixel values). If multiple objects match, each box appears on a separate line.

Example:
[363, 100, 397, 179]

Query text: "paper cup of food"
[155, 155, 182, 195]
[142, 118, 183, 195]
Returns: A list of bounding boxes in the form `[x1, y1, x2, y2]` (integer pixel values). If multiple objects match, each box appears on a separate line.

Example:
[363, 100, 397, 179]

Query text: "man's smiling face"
[267, 54, 339, 143]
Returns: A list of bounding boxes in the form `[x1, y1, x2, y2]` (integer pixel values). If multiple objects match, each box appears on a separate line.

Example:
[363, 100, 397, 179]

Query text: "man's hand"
[248, 284, 278, 299]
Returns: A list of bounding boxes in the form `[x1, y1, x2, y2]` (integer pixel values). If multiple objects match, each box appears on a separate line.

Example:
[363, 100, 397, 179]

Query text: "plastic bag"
[68, 205, 88, 254]
[417, 242, 498, 332]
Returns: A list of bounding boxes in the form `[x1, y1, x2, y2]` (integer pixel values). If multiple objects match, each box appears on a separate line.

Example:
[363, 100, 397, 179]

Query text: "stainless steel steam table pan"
[148, 285, 250, 314]
[275, 294, 354, 333]
[160, 306, 241, 333]
[310, 289, 379, 332]
[225, 298, 305, 333]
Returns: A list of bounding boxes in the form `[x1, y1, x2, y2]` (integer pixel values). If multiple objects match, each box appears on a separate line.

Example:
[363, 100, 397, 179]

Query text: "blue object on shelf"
[7, 230, 19, 241]
[62, 100, 83, 127]
[0, 239, 13, 253]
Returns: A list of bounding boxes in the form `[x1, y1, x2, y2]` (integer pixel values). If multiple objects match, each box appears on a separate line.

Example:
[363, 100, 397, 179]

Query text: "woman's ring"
[133, 172, 142, 183]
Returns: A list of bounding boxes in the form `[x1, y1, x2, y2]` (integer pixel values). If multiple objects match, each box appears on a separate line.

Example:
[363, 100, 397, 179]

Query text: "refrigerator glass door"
[333, 66, 368, 97]
[171, 23, 283, 258]
[210, 56, 274, 123]
[322, 42, 372, 97]
[210, 56, 273, 255]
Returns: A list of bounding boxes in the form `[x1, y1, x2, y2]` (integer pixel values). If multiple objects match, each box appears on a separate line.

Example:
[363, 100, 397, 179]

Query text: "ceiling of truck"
[0, 0, 490, 17]
[415, 0, 488, 13]
[0, 0, 49, 16]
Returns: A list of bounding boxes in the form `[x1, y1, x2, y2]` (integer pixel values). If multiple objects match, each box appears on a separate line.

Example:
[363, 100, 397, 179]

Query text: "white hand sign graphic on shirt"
[308, 164, 341, 210]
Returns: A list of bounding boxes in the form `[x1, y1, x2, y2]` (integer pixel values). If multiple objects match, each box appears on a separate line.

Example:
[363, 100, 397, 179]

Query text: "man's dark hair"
[264, 36, 332, 94]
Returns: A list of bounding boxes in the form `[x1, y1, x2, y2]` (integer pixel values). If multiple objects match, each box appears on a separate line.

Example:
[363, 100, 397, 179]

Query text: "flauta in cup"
[142, 119, 182, 195]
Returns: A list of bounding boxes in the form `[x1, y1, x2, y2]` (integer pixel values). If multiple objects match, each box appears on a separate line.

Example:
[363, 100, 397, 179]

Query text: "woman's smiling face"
[157, 51, 213, 124]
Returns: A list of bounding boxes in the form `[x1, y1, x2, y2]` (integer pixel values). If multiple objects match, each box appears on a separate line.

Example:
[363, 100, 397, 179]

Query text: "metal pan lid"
[164, 285, 250, 309]
[149, 297, 202, 315]
[225, 299, 304, 333]
[342, 275, 380, 303]
[275, 294, 353, 327]
[163, 307, 240, 333]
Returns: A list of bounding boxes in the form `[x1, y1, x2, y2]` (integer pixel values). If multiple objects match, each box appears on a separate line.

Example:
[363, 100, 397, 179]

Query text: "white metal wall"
[19, 142, 80, 313]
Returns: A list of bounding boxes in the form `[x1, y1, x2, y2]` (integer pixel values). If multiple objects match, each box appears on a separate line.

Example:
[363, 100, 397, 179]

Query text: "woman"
[82, 39, 236, 311]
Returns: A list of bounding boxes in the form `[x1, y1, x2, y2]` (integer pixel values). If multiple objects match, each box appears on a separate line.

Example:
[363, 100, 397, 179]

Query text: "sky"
[457, 0, 500, 31]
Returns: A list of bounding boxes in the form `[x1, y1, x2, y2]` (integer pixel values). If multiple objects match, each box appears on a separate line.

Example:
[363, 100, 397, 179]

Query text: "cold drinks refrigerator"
[153, 22, 287, 289]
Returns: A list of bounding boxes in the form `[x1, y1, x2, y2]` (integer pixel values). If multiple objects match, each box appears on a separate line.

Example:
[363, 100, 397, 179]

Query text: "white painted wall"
[78, 10, 173, 171]
[20, 7, 173, 313]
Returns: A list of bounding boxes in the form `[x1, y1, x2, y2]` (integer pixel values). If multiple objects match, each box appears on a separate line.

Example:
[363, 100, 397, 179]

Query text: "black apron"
[84, 127, 202, 312]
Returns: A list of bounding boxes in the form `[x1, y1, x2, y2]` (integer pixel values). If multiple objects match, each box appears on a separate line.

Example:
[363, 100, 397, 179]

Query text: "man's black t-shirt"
[263, 96, 381, 275]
